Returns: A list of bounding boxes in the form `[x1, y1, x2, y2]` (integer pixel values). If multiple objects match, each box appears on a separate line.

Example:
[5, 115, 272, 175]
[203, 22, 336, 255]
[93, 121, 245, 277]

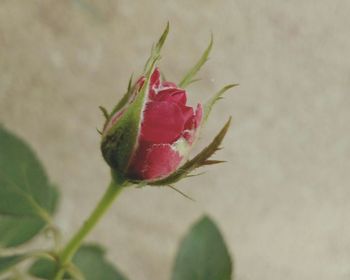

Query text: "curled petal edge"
[129, 116, 232, 186]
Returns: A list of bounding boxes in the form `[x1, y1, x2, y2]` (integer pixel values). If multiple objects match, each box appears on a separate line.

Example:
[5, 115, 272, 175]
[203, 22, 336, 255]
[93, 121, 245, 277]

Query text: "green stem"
[54, 180, 124, 280]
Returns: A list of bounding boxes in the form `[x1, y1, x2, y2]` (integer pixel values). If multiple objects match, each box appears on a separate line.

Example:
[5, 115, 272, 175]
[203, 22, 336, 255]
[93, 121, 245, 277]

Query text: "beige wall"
[1, 0, 350, 279]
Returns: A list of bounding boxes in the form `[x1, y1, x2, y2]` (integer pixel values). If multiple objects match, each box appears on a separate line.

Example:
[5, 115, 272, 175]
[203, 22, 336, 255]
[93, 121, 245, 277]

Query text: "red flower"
[101, 24, 234, 186]
[104, 68, 202, 180]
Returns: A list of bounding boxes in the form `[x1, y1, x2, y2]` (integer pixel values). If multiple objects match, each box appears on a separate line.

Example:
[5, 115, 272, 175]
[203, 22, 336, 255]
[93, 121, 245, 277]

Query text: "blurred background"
[1, 0, 350, 279]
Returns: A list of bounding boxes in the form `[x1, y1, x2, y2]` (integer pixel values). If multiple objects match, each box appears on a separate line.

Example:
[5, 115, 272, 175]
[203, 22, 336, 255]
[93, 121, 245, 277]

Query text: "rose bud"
[100, 24, 237, 185]
[102, 67, 202, 181]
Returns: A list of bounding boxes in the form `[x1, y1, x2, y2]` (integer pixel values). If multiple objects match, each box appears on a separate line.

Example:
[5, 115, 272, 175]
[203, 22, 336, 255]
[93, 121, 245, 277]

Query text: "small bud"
[101, 68, 202, 181]
[100, 24, 235, 185]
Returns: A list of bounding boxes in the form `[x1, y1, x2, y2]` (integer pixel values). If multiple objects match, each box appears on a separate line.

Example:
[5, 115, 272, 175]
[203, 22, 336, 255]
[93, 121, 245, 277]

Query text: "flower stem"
[54, 180, 124, 280]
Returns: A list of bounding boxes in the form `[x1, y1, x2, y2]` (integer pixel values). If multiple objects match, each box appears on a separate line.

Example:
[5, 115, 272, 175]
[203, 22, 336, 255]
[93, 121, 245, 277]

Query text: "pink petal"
[194, 103, 203, 128]
[142, 144, 182, 179]
[141, 101, 185, 144]
[182, 104, 203, 143]
[182, 130, 193, 142]
[153, 89, 187, 105]
[182, 106, 195, 129]
[127, 141, 150, 179]
[150, 68, 161, 88]
[147, 68, 161, 99]
[162, 81, 177, 88]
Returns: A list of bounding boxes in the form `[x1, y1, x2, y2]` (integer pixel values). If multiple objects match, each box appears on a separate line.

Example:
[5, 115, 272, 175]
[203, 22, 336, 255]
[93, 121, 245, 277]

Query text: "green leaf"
[146, 117, 231, 186]
[72, 244, 127, 280]
[203, 84, 238, 122]
[172, 216, 233, 280]
[179, 35, 213, 88]
[0, 126, 59, 248]
[28, 258, 56, 279]
[29, 244, 128, 280]
[0, 255, 26, 275]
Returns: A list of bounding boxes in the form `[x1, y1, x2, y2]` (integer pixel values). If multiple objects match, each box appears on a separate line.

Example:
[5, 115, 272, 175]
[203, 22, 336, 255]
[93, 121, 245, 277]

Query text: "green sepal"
[101, 67, 152, 177]
[107, 22, 169, 120]
[143, 22, 169, 73]
[99, 106, 109, 120]
[133, 117, 231, 186]
[101, 24, 170, 177]
[107, 73, 134, 121]
[101, 61, 161, 178]
[203, 84, 238, 122]
[202, 160, 226, 165]
[179, 34, 213, 88]
[100, 73, 135, 133]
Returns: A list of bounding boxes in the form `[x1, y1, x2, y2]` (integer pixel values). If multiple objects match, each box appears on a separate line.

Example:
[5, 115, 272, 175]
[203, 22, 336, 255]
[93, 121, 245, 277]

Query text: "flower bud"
[102, 68, 202, 181]
[101, 24, 236, 185]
